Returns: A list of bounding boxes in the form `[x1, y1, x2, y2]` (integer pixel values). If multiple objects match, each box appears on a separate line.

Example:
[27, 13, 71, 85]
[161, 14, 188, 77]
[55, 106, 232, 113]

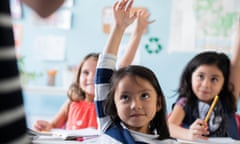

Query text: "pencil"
[204, 95, 219, 123]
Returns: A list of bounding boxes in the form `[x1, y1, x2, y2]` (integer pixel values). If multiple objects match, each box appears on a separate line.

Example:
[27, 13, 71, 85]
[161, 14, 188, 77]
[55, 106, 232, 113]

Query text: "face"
[114, 75, 161, 134]
[191, 64, 224, 103]
[79, 57, 97, 99]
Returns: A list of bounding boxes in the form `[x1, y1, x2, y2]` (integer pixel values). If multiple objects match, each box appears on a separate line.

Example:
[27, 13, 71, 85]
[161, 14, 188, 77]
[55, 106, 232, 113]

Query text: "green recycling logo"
[145, 37, 162, 54]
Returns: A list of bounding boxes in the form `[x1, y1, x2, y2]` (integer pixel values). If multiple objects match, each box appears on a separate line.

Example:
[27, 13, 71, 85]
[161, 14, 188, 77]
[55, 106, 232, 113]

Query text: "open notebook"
[28, 127, 99, 140]
[29, 128, 122, 144]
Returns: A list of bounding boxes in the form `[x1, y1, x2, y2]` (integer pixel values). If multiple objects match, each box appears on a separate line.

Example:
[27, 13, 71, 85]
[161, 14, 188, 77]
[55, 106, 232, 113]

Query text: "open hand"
[113, 0, 137, 30]
[33, 120, 52, 132]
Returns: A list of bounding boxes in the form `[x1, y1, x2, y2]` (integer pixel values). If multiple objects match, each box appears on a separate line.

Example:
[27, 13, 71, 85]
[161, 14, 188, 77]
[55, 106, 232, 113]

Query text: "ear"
[156, 96, 162, 111]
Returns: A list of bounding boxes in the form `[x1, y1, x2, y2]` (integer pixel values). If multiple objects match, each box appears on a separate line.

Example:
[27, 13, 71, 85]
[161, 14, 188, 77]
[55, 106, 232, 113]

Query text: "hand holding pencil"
[204, 95, 219, 123]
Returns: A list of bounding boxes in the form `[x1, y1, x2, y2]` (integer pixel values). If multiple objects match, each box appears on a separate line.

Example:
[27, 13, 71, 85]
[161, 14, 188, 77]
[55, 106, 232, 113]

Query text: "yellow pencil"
[204, 95, 219, 123]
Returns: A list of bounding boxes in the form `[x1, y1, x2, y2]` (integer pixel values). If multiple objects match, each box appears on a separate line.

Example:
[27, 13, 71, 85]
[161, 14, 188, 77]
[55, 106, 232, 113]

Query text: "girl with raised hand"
[95, 0, 176, 143]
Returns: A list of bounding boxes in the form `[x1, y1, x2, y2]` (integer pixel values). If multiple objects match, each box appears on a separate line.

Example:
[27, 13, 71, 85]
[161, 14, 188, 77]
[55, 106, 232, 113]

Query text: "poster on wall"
[32, 10, 72, 29]
[168, 0, 239, 53]
[102, 7, 148, 34]
[34, 35, 66, 61]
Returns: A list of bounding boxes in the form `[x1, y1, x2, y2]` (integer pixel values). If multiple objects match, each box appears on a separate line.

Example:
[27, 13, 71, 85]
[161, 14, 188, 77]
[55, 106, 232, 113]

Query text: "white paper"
[31, 128, 122, 144]
[34, 35, 66, 61]
[177, 137, 238, 144]
[50, 128, 99, 139]
[32, 10, 72, 30]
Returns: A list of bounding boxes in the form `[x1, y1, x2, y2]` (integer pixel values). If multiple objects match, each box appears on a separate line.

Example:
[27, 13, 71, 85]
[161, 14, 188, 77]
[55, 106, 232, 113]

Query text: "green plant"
[17, 56, 42, 85]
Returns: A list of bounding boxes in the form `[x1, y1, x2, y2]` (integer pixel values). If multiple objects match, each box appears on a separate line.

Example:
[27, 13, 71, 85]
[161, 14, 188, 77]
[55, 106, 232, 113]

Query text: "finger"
[119, 0, 128, 10]
[113, 1, 119, 11]
[196, 135, 209, 141]
[148, 19, 156, 24]
[193, 128, 204, 136]
[193, 127, 209, 137]
[194, 119, 202, 124]
[131, 11, 137, 17]
[34, 124, 43, 131]
[191, 119, 204, 128]
[144, 13, 155, 24]
[125, 0, 133, 12]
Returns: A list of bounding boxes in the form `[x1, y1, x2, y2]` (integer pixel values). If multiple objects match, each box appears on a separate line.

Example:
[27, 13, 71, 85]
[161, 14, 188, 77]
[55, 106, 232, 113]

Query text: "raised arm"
[119, 10, 154, 68]
[103, 0, 136, 56]
[95, 0, 137, 132]
[230, 16, 240, 102]
[21, 0, 64, 17]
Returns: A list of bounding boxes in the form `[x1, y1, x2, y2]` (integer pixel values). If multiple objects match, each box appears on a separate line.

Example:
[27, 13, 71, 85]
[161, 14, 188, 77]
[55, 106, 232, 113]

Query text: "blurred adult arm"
[21, 0, 64, 17]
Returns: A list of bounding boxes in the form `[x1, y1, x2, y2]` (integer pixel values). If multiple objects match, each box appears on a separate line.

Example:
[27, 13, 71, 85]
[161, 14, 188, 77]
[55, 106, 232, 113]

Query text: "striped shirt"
[0, 1, 30, 143]
[94, 54, 115, 132]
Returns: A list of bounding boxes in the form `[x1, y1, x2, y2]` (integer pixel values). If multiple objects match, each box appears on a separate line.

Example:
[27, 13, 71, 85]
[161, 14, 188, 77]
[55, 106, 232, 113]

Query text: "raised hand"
[119, 9, 155, 67]
[113, 0, 137, 30]
[133, 10, 155, 36]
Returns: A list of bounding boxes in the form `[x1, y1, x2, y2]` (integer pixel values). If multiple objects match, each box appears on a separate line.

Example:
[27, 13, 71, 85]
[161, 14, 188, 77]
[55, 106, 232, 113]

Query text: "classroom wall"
[15, 0, 240, 124]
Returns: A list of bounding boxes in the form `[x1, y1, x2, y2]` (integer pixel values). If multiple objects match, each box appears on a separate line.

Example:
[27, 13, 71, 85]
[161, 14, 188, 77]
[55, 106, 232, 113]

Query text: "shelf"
[23, 86, 67, 96]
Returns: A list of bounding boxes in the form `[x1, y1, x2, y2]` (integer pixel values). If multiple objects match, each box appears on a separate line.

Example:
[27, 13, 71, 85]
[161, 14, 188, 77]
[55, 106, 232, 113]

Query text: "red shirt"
[66, 101, 97, 130]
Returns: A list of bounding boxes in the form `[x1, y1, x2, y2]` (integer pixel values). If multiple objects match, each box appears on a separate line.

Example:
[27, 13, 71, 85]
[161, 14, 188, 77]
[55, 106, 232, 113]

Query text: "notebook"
[28, 127, 99, 140]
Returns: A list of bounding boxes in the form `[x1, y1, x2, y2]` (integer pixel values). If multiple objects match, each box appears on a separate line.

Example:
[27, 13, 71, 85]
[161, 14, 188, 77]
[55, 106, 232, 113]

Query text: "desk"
[33, 137, 240, 144]
[32, 134, 122, 144]
[177, 137, 240, 144]
[23, 86, 67, 95]
[31, 128, 240, 144]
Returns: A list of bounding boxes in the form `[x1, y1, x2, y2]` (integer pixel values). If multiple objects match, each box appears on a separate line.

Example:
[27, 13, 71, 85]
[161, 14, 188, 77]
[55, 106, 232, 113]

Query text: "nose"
[131, 98, 142, 110]
[88, 72, 95, 82]
[202, 79, 210, 88]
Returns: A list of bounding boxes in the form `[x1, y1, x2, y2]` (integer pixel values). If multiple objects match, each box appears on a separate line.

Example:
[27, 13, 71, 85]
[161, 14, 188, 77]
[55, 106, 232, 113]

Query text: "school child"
[94, 0, 176, 143]
[168, 17, 240, 140]
[33, 53, 99, 131]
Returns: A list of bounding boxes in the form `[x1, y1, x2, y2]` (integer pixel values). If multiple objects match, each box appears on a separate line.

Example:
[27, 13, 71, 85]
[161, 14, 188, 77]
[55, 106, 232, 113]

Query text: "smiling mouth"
[130, 114, 144, 117]
[200, 90, 210, 94]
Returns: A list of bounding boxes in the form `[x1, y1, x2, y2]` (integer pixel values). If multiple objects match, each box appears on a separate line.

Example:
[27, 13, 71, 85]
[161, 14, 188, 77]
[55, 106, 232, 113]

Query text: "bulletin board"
[102, 7, 148, 34]
[168, 0, 239, 53]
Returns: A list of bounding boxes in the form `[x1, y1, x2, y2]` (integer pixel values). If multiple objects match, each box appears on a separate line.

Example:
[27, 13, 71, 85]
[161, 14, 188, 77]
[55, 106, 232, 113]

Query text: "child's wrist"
[112, 24, 127, 32]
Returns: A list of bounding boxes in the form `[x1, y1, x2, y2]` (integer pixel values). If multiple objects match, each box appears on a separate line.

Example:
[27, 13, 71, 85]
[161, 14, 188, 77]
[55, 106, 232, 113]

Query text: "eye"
[141, 93, 150, 100]
[197, 74, 204, 80]
[211, 77, 218, 83]
[82, 70, 89, 75]
[120, 94, 129, 102]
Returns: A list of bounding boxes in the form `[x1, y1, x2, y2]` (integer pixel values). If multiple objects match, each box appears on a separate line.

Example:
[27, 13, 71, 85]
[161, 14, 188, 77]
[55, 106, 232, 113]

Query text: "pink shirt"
[66, 101, 98, 130]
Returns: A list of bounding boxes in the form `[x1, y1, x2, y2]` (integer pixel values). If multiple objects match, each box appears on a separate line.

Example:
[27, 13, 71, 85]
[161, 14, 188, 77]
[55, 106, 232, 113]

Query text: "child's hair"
[67, 53, 99, 101]
[177, 51, 236, 113]
[104, 65, 170, 139]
